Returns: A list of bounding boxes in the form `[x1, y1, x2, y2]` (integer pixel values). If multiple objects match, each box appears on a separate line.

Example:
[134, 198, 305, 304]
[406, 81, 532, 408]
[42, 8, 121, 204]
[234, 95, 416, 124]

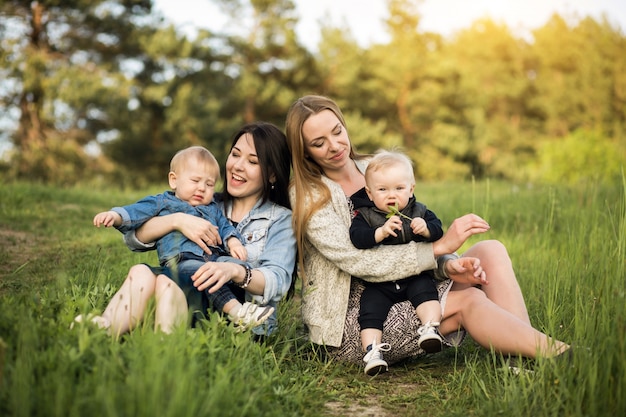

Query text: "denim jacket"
[123, 197, 296, 336]
[113, 191, 240, 266]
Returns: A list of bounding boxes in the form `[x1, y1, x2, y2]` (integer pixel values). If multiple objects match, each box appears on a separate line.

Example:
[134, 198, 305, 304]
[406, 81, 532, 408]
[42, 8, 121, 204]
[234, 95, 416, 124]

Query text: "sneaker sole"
[419, 338, 443, 353]
[252, 306, 274, 326]
[365, 362, 388, 376]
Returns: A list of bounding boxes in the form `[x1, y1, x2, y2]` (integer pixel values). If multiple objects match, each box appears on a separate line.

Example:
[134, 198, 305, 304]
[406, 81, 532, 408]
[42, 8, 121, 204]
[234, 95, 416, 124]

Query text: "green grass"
[0, 179, 624, 417]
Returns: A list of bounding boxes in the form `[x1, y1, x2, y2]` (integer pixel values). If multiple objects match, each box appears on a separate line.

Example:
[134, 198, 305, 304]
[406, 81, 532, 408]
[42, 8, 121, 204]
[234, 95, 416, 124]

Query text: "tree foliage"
[532, 129, 625, 185]
[0, 0, 624, 186]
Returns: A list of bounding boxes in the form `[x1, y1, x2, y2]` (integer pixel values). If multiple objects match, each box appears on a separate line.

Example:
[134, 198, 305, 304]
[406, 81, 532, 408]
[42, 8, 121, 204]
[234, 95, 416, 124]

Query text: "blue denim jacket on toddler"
[113, 191, 240, 266]
[123, 196, 297, 336]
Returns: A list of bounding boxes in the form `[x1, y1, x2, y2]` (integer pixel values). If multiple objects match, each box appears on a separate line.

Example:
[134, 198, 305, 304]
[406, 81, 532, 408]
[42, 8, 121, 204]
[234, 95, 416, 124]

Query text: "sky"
[152, 0, 626, 48]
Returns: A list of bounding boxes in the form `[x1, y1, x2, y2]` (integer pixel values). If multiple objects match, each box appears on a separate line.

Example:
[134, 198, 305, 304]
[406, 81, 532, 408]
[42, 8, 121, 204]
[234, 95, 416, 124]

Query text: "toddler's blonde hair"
[365, 149, 415, 185]
[170, 146, 220, 180]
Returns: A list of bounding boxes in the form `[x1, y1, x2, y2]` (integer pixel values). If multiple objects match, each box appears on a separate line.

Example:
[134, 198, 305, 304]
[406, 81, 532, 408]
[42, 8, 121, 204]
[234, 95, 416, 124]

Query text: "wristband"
[236, 264, 252, 288]
[436, 253, 459, 280]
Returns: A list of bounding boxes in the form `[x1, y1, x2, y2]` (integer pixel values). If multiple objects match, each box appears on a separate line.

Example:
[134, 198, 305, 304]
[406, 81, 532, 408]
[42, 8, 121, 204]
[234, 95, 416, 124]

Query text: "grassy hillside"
[0, 180, 624, 417]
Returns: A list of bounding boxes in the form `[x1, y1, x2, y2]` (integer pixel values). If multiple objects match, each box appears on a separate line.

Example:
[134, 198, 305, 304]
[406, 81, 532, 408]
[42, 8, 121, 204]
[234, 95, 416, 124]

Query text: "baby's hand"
[380, 216, 402, 239]
[93, 211, 120, 228]
[410, 217, 428, 237]
[228, 239, 247, 261]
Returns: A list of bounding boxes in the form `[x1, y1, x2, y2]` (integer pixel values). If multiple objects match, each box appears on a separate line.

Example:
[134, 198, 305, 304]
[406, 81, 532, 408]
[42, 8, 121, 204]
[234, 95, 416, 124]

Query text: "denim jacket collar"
[220, 199, 274, 227]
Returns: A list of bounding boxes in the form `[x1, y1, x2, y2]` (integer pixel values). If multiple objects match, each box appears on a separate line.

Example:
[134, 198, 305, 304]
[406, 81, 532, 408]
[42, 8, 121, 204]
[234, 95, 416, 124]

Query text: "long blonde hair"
[285, 95, 366, 271]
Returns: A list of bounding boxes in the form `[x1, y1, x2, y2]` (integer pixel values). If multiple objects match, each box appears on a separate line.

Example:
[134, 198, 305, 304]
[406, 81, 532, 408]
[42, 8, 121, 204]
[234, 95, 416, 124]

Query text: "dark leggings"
[358, 273, 438, 331]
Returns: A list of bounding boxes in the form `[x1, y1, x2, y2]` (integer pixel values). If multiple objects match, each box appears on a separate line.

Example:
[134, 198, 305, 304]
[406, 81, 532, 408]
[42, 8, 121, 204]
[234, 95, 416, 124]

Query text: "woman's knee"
[466, 239, 506, 256]
[127, 264, 157, 290]
[155, 274, 173, 292]
[128, 263, 153, 276]
[465, 240, 512, 268]
[155, 275, 185, 299]
[441, 286, 486, 333]
[449, 285, 487, 312]
[466, 285, 488, 304]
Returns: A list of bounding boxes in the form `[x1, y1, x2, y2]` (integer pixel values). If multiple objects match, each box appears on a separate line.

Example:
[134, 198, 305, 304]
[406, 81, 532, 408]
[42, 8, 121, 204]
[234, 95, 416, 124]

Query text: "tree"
[314, 22, 363, 100]
[364, 0, 466, 179]
[370, 0, 426, 150]
[531, 129, 625, 184]
[0, 0, 155, 184]
[441, 18, 532, 179]
[212, 0, 316, 126]
[2, 1, 623, 185]
[101, 25, 240, 185]
[536, 15, 626, 138]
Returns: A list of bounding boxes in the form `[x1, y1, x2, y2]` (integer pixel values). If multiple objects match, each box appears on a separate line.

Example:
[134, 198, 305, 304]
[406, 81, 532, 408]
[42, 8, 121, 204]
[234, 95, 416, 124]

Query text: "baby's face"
[172, 158, 219, 206]
[365, 167, 415, 212]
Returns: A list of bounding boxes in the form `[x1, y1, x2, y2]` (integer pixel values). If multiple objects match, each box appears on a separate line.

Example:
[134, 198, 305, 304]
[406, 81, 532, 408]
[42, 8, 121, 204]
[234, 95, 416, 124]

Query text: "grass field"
[0, 179, 624, 417]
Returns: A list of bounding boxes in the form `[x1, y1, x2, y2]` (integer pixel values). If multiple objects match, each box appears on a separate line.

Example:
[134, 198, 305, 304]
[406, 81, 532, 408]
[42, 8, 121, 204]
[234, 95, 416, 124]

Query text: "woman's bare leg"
[101, 264, 157, 337]
[154, 275, 188, 333]
[441, 286, 568, 357]
[440, 240, 569, 358]
[462, 240, 530, 323]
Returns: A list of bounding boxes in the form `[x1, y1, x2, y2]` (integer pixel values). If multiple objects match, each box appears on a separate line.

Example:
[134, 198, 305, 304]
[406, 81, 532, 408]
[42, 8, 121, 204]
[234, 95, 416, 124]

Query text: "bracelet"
[437, 253, 459, 280]
[236, 264, 252, 288]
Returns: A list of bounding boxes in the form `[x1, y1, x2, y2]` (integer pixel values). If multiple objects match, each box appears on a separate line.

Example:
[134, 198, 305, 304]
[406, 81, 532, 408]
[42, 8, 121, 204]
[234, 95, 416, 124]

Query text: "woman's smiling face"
[301, 109, 352, 173]
[225, 133, 263, 201]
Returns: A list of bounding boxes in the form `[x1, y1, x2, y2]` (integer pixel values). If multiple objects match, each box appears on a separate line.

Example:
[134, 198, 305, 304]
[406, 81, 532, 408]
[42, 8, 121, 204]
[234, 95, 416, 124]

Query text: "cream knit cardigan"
[292, 159, 438, 347]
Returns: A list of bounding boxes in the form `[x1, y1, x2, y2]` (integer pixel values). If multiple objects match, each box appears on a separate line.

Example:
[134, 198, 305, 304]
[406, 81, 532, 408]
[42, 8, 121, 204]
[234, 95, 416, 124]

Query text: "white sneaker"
[363, 340, 391, 376]
[229, 302, 274, 329]
[71, 314, 110, 330]
[417, 321, 443, 353]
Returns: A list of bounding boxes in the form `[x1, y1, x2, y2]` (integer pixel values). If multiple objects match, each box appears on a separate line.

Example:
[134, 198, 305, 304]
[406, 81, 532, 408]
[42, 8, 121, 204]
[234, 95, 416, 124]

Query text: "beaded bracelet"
[236, 264, 252, 288]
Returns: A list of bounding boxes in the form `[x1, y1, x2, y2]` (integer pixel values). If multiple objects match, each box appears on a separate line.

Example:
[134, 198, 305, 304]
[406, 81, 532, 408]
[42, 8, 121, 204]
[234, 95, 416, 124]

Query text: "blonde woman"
[285, 95, 570, 368]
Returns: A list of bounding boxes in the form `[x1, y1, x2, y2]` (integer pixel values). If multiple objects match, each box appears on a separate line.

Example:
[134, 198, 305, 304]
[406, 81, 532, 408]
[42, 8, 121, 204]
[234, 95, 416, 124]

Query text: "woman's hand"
[445, 256, 488, 285]
[433, 214, 490, 257]
[173, 213, 221, 254]
[135, 213, 221, 254]
[191, 262, 240, 293]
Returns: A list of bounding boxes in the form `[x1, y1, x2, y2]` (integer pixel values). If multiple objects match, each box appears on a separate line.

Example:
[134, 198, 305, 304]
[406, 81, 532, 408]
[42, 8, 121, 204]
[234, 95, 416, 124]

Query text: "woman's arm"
[192, 261, 261, 293]
[190, 209, 296, 304]
[305, 193, 436, 283]
[124, 213, 220, 254]
[250, 209, 296, 303]
[303, 183, 490, 283]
